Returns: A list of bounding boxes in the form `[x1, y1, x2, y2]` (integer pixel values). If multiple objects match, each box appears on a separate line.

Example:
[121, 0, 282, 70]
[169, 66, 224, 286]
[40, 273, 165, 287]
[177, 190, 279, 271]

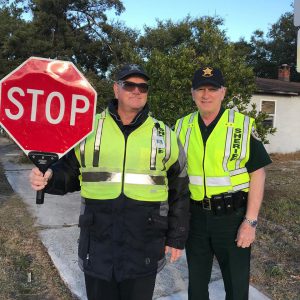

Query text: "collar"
[108, 99, 150, 128]
[198, 106, 225, 129]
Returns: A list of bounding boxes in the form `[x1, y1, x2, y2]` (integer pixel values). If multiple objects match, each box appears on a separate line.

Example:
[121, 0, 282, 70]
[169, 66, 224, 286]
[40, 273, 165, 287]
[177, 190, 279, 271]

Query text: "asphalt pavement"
[0, 136, 271, 300]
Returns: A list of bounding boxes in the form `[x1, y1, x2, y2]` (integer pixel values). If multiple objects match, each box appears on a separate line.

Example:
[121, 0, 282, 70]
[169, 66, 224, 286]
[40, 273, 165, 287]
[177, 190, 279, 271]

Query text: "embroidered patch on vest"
[156, 136, 165, 148]
[251, 126, 261, 141]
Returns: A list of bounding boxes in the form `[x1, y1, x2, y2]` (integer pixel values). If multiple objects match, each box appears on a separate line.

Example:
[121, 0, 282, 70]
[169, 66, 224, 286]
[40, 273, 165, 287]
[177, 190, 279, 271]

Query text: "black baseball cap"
[116, 64, 150, 81]
[192, 67, 225, 89]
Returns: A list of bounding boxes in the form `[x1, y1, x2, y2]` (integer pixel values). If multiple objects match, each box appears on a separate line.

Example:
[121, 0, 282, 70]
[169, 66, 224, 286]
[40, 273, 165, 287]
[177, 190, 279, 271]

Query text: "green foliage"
[28, 0, 127, 73]
[267, 11, 300, 81]
[85, 70, 114, 112]
[247, 103, 277, 144]
[267, 264, 284, 278]
[143, 17, 256, 129]
[233, 10, 299, 81]
[146, 47, 197, 126]
[0, 0, 138, 106]
[139, 17, 193, 57]
[0, 5, 33, 78]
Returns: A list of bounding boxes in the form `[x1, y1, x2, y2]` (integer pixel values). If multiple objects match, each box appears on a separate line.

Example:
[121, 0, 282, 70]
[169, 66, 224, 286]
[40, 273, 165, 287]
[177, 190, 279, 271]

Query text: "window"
[261, 100, 276, 128]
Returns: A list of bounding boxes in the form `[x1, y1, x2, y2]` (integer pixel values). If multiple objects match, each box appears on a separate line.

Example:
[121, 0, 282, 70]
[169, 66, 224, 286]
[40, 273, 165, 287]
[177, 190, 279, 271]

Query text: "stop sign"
[0, 57, 96, 157]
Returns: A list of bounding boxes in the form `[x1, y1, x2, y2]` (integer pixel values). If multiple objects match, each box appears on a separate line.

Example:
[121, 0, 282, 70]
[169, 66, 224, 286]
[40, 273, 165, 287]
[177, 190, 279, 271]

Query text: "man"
[30, 64, 190, 300]
[175, 67, 272, 300]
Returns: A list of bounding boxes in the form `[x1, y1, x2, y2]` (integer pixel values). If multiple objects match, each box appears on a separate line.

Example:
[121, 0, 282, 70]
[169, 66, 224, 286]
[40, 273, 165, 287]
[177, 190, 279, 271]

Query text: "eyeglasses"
[118, 81, 149, 93]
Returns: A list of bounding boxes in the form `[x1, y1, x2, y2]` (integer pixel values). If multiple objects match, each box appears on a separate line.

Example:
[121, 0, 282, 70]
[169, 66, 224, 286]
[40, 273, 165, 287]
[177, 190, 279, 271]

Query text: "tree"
[142, 17, 255, 126]
[267, 11, 300, 81]
[0, 3, 34, 78]
[234, 10, 299, 81]
[24, 0, 126, 73]
[234, 31, 276, 79]
[139, 17, 193, 57]
[0, 0, 141, 111]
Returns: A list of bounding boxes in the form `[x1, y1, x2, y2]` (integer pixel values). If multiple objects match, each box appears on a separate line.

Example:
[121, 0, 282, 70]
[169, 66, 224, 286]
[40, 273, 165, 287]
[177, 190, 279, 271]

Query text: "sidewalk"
[0, 136, 271, 300]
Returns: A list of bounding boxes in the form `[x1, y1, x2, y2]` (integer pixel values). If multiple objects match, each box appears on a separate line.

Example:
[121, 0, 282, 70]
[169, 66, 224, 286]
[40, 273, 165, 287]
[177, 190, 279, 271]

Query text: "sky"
[107, 0, 294, 42]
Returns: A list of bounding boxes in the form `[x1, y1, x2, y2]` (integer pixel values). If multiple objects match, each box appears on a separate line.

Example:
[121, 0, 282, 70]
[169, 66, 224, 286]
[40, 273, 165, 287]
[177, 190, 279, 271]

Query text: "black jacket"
[45, 100, 190, 282]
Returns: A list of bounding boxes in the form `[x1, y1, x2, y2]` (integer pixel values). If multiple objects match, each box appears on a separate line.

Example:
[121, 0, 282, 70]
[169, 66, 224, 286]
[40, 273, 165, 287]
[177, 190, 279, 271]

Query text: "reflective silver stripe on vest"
[176, 117, 184, 138]
[125, 173, 165, 185]
[162, 125, 171, 166]
[235, 116, 250, 169]
[222, 109, 235, 172]
[229, 167, 248, 176]
[189, 175, 204, 185]
[150, 118, 159, 170]
[93, 117, 105, 167]
[184, 112, 197, 155]
[82, 172, 122, 182]
[233, 182, 250, 191]
[79, 139, 86, 168]
[81, 172, 165, 185]
[206, 176, 231, 187]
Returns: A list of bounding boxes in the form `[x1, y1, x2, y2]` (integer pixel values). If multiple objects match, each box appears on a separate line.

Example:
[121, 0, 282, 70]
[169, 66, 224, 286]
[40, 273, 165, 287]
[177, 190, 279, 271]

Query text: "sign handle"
[28, 152, 59, 205]
[36, 190, 45, 204]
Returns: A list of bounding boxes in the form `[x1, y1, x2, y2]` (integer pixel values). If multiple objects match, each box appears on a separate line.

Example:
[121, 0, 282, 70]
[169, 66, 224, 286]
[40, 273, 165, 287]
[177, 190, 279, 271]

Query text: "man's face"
[113, 76, 148, 114]
[192, 84, 226, 116]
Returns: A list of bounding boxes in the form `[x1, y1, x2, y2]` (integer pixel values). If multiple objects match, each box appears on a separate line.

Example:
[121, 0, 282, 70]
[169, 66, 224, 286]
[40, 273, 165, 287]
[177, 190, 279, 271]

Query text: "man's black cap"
[192, 67, 225, 89]
[116, 64, 150, 81]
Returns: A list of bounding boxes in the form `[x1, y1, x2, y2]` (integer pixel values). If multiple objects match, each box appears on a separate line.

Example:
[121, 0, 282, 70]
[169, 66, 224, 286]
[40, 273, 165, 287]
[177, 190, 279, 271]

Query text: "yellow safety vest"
[175, 109, 253, 201]
[75, 109, 179, 201]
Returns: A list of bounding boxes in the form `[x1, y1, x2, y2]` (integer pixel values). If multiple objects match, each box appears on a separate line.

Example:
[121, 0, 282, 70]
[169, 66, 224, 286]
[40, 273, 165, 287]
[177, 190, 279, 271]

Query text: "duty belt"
[190, 192, 248, 215]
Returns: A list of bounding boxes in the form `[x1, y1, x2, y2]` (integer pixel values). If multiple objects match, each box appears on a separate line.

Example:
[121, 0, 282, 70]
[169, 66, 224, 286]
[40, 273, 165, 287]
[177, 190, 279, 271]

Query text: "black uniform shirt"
[198, 107, 272, 173]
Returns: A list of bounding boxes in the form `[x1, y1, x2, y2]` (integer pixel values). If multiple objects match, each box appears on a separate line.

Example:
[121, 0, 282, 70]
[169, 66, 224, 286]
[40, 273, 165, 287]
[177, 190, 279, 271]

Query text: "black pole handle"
[36, 190, 45, 204]
[28, 151, 59, 205]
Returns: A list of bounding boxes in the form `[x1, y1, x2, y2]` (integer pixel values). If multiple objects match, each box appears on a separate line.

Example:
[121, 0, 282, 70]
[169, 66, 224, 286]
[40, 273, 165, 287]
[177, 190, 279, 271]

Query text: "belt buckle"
[202, 197, 211, 210]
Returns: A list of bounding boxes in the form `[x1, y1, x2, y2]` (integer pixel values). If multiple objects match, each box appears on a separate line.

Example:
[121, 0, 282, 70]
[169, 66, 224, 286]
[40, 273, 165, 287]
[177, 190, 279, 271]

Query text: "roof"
[255, 77, 300, 96]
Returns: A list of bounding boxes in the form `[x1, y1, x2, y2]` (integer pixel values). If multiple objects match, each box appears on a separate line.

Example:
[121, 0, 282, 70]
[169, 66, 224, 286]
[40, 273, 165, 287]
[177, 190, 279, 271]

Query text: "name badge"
[156, 136, 165, 148]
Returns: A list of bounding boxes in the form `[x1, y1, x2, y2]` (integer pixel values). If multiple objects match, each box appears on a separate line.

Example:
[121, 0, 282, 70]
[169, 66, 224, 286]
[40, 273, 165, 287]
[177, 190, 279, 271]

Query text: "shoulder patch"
[251, 126, 261, 141]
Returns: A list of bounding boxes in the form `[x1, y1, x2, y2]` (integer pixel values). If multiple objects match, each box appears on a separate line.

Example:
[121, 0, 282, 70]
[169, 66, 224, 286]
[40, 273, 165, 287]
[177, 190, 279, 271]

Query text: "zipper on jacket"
[121, 135, 128, 193]
[86, 232, 91, 266]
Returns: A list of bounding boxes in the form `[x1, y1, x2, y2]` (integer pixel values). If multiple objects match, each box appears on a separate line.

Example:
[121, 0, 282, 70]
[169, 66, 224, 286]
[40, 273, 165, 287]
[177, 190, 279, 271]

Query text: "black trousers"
[186, 204, 251, 300]
[84, 273, 157, 300]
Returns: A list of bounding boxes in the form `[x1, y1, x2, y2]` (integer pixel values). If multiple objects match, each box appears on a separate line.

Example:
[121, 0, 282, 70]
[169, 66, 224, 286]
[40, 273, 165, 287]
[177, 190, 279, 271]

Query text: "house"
[251, 64, 300, 154]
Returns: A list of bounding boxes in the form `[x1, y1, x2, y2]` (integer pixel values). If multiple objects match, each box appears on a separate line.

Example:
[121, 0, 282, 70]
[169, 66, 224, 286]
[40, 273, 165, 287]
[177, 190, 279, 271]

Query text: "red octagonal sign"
[0, 57, 96, 157]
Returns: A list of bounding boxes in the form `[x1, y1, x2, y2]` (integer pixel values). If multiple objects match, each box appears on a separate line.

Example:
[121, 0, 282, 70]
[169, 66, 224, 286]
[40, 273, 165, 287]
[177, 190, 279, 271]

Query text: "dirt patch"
[250, 159, 300, 300]
[270, 151, 300, 162]
[0, 161, 76, 300]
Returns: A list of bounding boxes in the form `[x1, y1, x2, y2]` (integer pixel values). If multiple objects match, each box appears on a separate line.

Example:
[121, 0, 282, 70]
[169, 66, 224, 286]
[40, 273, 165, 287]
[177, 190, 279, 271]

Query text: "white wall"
[251, 94, 300, 153]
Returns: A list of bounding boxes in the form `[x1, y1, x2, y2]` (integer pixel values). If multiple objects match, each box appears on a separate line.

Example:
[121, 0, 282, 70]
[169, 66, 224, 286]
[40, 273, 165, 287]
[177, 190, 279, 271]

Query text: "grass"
[0, 162, 75, 300]
[18, 153, 32, 164]
[250, 156, 300, 300]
